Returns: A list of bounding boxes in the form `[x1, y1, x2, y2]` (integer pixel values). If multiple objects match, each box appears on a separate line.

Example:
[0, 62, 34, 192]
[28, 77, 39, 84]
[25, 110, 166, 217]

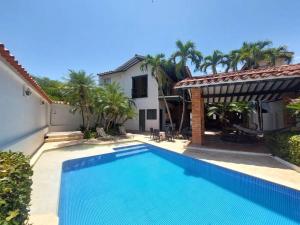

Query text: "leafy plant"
[141, 54, 174, 129]
[94, 82, 136, 131]
[265, 132, 300, 166]
[33, 76, 64, 101]
[200, 50, 224, 74]
[0, 152, 33, 225]
[206, 102, 251, 128]
[171, 40, 203, 132]
[64, 70, 95, 131]
[286, 98, 300, 116]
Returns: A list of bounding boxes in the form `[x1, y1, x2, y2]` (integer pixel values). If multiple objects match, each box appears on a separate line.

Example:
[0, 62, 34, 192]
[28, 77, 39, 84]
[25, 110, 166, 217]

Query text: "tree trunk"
[179, 91, 185, 133]
[160, 86, 173, 130]
[81, 107, 85, 129]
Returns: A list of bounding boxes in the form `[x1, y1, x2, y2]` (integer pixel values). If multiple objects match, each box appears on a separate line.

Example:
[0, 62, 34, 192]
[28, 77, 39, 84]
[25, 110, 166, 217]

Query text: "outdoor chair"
[165, 126, 175, 141]
[149, 128, 154, 139]
[96, 127, 113, 140]
[153, 129, 161, 142]
[165, 129, 174, 142]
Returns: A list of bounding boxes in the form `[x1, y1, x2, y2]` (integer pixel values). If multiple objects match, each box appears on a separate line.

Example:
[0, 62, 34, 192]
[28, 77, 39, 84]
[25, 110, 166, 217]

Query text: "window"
[132, 75, 147, 98]
[147, 109, 157, 120]
[100, 77, 111, 85]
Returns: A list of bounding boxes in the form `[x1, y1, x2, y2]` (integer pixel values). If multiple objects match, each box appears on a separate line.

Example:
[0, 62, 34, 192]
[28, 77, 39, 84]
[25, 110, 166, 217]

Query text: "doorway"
[139, 109, 146, 132]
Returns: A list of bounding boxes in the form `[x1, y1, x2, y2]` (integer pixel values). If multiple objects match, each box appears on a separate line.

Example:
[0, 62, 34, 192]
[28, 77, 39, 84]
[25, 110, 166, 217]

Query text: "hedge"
[0, 152, 33, 225]
[265, 132, 300, 166]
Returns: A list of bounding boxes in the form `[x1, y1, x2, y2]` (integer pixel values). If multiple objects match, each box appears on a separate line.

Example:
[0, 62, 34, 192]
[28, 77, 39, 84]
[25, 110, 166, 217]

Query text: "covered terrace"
[174, 64, 300, 149]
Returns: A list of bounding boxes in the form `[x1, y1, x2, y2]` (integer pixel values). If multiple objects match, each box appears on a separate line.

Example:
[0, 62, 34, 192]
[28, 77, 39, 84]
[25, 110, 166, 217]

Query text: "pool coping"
[30, 140, 300, 224]
[58, 143, 300, 224]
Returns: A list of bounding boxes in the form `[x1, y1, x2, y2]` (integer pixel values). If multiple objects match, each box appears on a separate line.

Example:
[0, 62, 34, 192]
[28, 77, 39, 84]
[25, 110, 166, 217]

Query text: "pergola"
[174, 64, 300, 145]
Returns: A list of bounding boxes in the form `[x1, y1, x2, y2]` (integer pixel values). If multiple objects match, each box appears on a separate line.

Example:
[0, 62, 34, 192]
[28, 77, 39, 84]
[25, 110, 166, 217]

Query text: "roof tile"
[0, 43, 52, 103]
[175, 64, 300, 88]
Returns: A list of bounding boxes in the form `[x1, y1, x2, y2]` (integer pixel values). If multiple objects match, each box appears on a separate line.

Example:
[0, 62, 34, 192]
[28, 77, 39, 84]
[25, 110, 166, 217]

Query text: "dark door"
[139, 109, 146, 132]
[159, 109, 163, 130]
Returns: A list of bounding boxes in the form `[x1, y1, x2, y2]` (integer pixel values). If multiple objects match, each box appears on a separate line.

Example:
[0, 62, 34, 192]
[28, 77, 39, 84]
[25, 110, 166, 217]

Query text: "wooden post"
[191, 88, 205, 145]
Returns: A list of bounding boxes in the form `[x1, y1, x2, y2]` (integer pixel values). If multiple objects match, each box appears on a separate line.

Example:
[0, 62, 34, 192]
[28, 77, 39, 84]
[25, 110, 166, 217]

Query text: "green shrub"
[289, 135, 300, 166]
[83, 130, 96, 139]
[0, 151, 33, 225]
[265, 132, 300, 166]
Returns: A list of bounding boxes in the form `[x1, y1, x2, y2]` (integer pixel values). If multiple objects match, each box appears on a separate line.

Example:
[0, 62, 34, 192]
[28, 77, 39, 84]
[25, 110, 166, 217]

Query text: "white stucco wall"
[49, 103, 83, 132]
[0, 56, 50, 155]
[100, 62, 160, 131]
[249, 100, 284, 131]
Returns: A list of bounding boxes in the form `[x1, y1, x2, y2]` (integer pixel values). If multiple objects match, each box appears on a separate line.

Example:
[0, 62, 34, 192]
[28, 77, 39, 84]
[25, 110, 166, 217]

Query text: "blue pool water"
[59, 144, 300, 225]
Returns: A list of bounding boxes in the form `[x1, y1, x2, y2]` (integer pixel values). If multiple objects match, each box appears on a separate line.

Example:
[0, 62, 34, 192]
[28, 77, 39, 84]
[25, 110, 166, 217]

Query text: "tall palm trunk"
[159, 86, 173, 130]
[179, 91, 185, 133]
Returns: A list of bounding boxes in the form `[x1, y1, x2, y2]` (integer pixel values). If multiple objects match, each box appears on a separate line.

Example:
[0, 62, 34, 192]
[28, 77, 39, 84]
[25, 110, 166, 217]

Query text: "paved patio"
[29, 134, 300, 225]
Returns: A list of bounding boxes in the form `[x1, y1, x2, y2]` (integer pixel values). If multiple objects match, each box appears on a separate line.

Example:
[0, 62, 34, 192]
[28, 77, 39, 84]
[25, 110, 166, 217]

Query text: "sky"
[1, 0, 300, 80]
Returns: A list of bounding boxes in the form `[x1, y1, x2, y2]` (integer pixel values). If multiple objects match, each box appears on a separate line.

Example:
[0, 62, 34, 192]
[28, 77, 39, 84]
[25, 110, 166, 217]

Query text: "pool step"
[113, 144, 149, 152]
[45, 131, 83, 142]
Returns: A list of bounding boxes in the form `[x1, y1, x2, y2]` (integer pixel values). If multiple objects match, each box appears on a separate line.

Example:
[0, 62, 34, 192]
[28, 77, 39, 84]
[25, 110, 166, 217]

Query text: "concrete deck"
[29, 134, 300, 225]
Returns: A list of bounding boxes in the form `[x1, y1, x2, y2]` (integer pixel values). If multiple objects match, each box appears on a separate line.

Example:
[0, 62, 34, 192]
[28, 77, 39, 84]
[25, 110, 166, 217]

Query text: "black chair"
[149, 128, 154, 139]
[153, 129, 161, 142]
[165, 127, 174, 141]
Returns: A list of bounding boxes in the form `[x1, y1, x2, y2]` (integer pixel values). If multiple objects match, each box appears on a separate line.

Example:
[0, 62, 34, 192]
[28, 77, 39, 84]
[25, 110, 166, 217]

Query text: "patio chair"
[96, 127, 113, 140]
[153, 129, 161, 142]
[165, 129, 174, 142]
[149, 128, 154, 139]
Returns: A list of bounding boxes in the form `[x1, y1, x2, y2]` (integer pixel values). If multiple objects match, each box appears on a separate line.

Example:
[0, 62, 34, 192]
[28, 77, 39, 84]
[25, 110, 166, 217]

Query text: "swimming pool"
[59, 144, 300, 225]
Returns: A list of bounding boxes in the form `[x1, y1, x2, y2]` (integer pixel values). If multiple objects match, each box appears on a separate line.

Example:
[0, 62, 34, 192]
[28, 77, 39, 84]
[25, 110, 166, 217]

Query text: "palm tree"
[239, 40, 272, 70]
[207, 102, 251, 128]
[140, 54, 174, 129]
[64, 70, 95, 131]
[200, 50, 225, 74]
[221, 50, 241, 72]
[171, 40, 203, 132]
[265, 46, 294, 66]
[94, 82, 136, 131]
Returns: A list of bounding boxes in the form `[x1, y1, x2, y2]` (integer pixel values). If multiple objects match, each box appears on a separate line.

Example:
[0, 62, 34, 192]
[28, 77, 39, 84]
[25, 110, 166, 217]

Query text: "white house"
[98, 55, 161, 131]
[98, 55, 189, 132]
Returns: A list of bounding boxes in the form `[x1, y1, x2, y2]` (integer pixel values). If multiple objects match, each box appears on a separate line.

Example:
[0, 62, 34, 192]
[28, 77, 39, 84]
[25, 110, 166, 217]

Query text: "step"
[45, 131, 83, 142]
[45, 136, 83, 143]
[113, 144, 149, 151]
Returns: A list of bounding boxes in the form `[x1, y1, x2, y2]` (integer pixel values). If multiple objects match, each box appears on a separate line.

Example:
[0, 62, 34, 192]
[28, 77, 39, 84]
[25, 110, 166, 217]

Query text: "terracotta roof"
[174, 64, 300, 89]
[0, 44, 52, 103]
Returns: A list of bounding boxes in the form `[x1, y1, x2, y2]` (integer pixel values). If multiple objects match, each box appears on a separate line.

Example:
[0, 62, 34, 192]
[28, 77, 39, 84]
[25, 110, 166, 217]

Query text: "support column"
[191, 88, 205, 145]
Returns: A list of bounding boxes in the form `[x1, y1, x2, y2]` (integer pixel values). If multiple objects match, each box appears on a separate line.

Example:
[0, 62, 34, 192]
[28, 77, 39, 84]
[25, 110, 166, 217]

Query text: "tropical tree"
[141, 54, 174, 129]
[94, 82, 136, 131]
[239, 40, 272, 70]
[200, 50, 225, 74]
[64, 70, 95, 131]
[287, 98, 300, 116]
[265, 46, 294, 66]
[33, 76, 64, 101]
[207, 102, 251, 128]
[221, 50, 241, 72]
[171, 40, 203, 132]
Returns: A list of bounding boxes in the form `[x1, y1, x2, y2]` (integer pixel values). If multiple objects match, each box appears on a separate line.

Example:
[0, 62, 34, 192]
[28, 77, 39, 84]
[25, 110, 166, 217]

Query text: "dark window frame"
[147, 109, 157, 120]
[132, 74, 148, 98]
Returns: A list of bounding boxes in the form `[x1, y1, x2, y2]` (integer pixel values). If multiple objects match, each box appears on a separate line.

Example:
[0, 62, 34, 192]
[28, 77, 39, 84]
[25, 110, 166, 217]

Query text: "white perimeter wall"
[249, 100, 284, 131]
[49, 103, 83, 132]
[0, 56, 50, 155]
[100, 62, 160, 131]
